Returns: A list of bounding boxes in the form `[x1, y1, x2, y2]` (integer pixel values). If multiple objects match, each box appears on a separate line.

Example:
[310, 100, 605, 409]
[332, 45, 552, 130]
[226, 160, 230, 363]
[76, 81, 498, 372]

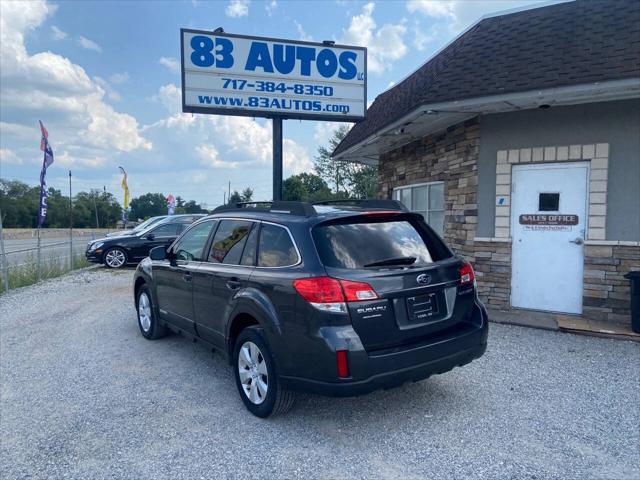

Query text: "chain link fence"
[0, 228, 110, 293]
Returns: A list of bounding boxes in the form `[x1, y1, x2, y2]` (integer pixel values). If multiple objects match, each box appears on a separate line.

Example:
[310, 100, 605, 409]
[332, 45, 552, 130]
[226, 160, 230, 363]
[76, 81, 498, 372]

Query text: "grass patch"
[1, 252, 91, 293]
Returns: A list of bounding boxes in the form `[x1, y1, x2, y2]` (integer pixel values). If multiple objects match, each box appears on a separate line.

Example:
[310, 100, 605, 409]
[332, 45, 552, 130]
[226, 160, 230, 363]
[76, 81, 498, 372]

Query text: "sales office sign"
[180, 29, 367, 121]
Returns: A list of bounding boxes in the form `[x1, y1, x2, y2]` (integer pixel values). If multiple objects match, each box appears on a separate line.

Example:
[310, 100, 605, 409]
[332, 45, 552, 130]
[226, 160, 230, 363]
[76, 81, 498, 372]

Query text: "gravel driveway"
[1, 269, 639, 480]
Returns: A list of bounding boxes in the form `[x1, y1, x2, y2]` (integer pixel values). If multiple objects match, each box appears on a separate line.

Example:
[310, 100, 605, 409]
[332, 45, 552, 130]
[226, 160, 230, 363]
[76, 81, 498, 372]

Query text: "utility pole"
[69, 170, 73, 269]
[228, 181, 231, 204]
[104, 186, 109, 233]
[93, 191, 99, 228]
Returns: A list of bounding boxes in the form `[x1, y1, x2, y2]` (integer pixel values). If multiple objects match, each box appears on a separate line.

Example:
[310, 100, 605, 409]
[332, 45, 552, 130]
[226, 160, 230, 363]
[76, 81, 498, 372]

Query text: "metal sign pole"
[273, 117, 283, 201]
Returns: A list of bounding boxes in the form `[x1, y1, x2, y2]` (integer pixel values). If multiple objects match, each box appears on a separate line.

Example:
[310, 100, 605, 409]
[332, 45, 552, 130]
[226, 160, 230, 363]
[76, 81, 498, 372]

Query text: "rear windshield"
[313, 218, 452, 269]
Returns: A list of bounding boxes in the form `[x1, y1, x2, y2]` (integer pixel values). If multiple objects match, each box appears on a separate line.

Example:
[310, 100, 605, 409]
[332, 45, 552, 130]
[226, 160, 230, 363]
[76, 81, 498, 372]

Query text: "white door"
[511, 162, 589, 314]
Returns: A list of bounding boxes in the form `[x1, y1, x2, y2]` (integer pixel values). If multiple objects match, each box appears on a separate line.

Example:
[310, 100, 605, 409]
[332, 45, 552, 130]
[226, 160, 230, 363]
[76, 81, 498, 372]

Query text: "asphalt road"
[1, 269, 639, 480]
[3, 236, 100, 267]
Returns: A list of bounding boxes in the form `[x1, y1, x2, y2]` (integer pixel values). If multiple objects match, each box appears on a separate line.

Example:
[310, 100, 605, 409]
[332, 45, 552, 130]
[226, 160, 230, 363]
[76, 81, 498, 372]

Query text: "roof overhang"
[333, 78, 640, 165]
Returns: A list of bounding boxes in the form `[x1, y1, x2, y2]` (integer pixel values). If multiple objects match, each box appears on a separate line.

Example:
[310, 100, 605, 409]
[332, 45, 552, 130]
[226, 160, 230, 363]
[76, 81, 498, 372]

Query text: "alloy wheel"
[105, 249, 126, 268]
[238, 341, 268, 405]
[138, 292, 152, 332]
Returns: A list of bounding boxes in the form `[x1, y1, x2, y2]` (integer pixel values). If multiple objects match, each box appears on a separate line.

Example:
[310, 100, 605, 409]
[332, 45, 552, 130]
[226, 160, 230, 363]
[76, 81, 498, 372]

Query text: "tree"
[241, 187, 254, 202]
[129, 193, 167, 220]
[228, 190, 243, 204]
[314, 124, 352, 195]
[182, 200, 207, 214]
[314, 125, 379, 199]
[296, 173, 332, 201]
[282, 176, 308, 201]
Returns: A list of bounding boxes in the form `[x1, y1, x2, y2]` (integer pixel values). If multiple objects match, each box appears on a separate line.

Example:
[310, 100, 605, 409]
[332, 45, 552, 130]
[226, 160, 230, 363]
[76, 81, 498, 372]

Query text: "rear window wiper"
[364, 256, 417, 268]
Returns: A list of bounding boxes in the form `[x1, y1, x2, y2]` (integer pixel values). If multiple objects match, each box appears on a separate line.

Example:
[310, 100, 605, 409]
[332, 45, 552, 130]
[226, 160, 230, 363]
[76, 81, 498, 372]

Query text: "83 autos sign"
[181, 29, 367, 121]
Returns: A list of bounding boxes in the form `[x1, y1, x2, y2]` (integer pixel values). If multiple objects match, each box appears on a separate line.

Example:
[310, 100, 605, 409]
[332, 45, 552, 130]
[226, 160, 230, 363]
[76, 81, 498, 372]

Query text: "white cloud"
[77, 35, 102, 52]
[154, 83, 182, 113]
[50, 25, 66, 40]
[407, 0, 456, 18]
[0, 0, 150, 169]
[407, 0, 543, 31]
[94, 76, 122, 102]
[294, 21, 313, 42]
[196, 145, 240, 169]
[340, 2, 407, 74]
[158, 56, 180, 74]
[146, 84, 312, 176]
[109, 72, 129, 84]
[314, 121, 349, 146]
[265, 0, 277, 16]
[225, 0, 249, 18]
[55, 150, 106, 168]
[0, 148, 23, 165]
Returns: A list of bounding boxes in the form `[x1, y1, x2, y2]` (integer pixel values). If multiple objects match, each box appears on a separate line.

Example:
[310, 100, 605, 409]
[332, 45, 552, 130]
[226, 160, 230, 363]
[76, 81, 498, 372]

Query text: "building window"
[393, 182, 445, 235]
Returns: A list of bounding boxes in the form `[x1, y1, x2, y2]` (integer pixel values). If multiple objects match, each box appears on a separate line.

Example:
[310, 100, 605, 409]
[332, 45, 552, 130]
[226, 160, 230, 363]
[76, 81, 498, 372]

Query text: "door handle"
[226, 277, 242, 290]
[183, 271, 193, 282]
[569, 237, 584, 245]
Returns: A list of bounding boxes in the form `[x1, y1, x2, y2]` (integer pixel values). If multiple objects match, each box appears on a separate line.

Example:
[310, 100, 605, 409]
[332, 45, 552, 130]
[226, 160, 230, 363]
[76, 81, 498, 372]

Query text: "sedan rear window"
[313, 219, 451, 269]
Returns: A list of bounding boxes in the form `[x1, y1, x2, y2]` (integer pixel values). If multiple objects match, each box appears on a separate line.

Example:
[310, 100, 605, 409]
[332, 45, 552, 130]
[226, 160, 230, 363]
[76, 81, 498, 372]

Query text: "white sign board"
[181, 29, 367, 121]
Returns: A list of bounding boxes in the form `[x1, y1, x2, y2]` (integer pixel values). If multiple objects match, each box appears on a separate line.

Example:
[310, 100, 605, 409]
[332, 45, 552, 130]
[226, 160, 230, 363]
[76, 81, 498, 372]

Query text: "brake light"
[361, 210, 401, 218]
[340, 279, 378, 301]
[292, 277, 344, 303]
[292, 276, 379, 312]
[336, 350, 350, 378]
[459, 262, 475, 285]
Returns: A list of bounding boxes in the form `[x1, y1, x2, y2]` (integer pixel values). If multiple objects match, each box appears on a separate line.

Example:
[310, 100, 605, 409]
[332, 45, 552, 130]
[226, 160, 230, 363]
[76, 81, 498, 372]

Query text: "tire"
[136, 285, 166, 340]
[233, 326, 295, 418]
[104, 247, 128, 269]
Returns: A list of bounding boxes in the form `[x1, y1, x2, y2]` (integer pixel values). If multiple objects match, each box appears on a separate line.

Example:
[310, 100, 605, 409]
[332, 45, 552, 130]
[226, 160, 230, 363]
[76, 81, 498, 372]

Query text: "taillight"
[340, 279, 378, 301]
[336, 350, 350, 378]
[292, 277, 344, 304]
[459, 262, 475, 285]
[292, 276, 378, 313]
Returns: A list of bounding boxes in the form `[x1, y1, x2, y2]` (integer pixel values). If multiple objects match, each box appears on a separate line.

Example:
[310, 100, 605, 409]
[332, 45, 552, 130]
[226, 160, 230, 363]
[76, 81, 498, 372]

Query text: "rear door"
[312, 214, 470, 351]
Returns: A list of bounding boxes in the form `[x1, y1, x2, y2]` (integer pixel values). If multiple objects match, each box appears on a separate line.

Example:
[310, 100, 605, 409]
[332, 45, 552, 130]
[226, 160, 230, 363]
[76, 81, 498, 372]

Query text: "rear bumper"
[279, 302, 488, 397]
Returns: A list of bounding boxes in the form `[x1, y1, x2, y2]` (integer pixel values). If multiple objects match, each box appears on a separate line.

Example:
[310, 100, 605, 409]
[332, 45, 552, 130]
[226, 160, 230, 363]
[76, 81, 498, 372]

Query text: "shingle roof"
[334, 0, 640, 156]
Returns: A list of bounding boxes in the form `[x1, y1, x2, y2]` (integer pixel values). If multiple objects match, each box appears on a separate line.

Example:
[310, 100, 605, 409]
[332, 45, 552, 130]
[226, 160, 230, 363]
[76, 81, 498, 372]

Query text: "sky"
[0, 0, 549, 209]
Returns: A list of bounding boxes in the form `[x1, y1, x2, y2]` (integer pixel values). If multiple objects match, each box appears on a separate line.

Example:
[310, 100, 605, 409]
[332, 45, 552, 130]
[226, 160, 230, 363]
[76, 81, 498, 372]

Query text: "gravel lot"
[1, 269, 639, 480]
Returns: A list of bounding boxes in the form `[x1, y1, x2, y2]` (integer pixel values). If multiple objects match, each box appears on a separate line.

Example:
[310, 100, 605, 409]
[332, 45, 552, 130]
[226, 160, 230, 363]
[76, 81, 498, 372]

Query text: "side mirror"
[149, 245, 166, 261]
[146, 233, 155, 241]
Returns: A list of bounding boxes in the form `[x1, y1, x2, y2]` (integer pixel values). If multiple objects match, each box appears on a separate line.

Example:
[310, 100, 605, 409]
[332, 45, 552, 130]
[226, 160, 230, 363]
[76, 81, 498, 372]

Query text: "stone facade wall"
[379, 118, 480, 260]
[583, 244, 640, 324]
[471, 241, 512, 310]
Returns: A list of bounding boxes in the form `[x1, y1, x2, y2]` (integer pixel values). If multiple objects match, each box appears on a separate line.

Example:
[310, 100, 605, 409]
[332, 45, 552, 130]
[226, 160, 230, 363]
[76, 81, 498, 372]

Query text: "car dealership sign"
[180, 29, 367, 121]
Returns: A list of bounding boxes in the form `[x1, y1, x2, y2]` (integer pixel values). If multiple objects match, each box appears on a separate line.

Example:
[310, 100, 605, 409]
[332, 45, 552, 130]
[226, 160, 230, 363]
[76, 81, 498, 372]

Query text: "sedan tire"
[104, 247, 128, 269]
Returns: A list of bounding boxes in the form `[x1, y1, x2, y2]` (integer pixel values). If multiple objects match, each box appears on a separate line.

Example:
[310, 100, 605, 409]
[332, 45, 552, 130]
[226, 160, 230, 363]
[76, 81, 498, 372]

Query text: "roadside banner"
[167, 194, 176, 215]
[119, 166, 130, 220]
[37, 121, 54, 228]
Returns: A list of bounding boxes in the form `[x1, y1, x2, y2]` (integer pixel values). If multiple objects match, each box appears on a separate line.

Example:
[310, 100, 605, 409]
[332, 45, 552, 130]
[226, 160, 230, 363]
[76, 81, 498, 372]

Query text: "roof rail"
[312, 199, 408, 211]
[212, 201, 317, 217]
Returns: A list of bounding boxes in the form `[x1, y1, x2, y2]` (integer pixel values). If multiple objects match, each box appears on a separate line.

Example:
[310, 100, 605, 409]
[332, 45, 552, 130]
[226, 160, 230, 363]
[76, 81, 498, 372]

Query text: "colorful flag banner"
[37, 121, 54, 228]
[119, 166, 130, 220]
[166, 194, 176, 216]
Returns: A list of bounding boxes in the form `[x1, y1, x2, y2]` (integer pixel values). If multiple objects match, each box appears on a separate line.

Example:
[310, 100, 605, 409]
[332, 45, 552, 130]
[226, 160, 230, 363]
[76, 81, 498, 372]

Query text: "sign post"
[180, 29, 367, 201]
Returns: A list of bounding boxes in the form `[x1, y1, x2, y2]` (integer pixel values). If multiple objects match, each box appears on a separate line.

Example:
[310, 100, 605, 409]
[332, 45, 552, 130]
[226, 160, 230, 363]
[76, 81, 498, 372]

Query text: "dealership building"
[333, 0, 640, 327]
